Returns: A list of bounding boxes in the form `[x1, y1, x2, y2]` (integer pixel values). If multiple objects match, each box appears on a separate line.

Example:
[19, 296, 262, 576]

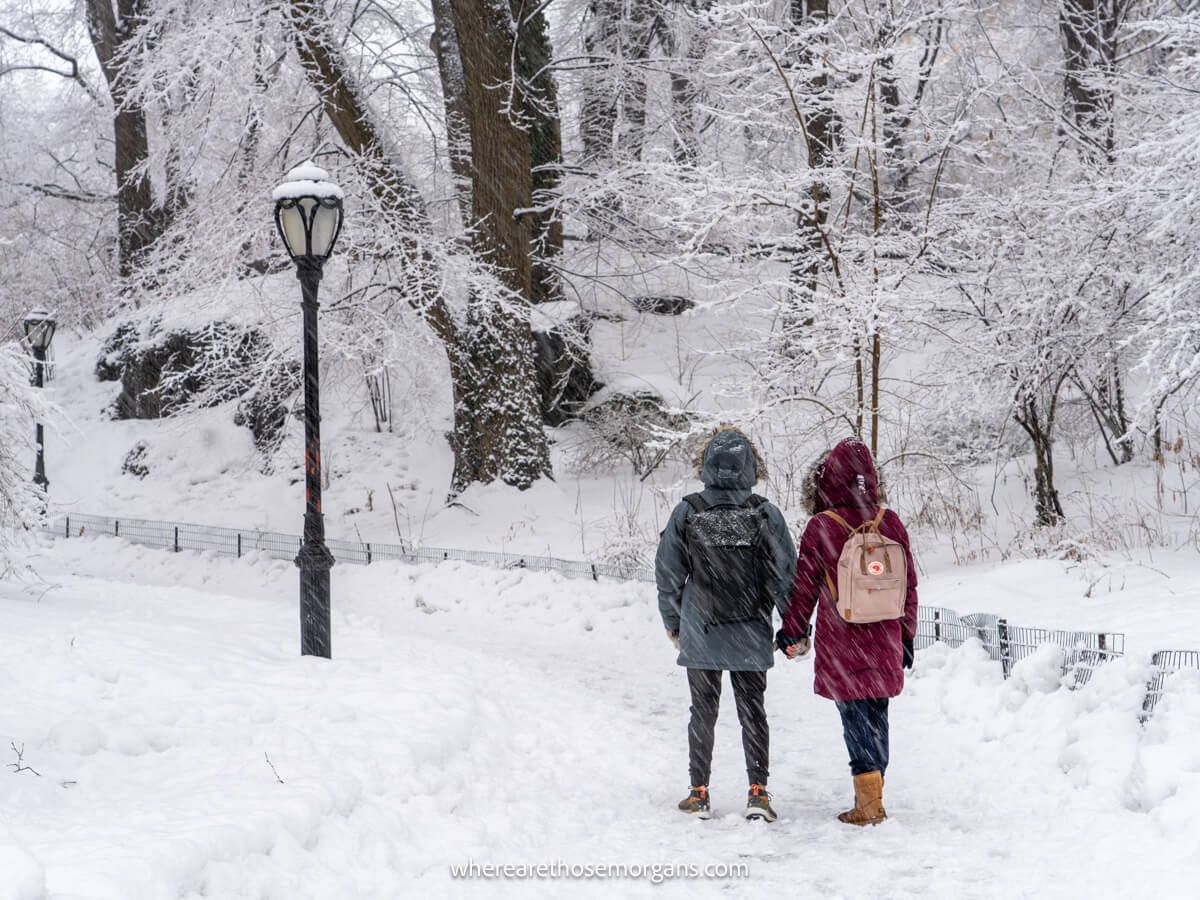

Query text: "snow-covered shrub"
[0, 342, 47, 567]
[99, 319, 275, 420]
[530, 311, 602, 427]
[233, 359, 302, 467]
[121, 441, 150, 479]
[573, 390, 696, 477]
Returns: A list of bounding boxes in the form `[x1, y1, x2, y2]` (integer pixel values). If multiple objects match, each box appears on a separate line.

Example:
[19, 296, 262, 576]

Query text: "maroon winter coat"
[781, 438, 919, 702]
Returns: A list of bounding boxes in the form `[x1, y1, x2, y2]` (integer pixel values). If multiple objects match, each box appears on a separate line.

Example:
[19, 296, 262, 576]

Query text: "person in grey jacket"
[656, 427, 797, 821]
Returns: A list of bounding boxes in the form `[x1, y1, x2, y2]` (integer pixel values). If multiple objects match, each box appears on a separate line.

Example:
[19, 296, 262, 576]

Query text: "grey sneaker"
[678, 786, 712, 819]
[745, 784, 777, 822]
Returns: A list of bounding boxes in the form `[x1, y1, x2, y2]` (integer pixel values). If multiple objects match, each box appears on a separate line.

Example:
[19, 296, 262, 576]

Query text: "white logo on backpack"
[820, 508, 907, 624]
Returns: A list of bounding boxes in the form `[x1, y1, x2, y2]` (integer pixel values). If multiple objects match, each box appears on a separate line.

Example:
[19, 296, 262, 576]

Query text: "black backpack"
[682, 493, 771, 626]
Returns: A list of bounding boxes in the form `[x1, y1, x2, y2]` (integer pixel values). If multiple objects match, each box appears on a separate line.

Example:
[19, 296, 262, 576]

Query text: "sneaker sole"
[681, 808, 712, 819]
[745, 808, 777, 822]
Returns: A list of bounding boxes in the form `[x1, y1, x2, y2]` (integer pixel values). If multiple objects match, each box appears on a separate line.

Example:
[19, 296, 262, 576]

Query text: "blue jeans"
[835, 698, 890, 776]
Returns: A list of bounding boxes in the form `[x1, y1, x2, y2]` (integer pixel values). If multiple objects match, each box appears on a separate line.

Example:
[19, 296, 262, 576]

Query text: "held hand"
[786, 638, 812, 659]
[667, 630, 680, 651]
[775, 629, 811, 659]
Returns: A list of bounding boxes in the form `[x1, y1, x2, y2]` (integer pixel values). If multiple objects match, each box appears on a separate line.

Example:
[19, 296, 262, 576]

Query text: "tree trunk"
[580, 0, 621, 169]
[430, 0, 474, 227]
[664, 0, 713, 165]
[515, 4, 564, 303]
[1061, 1, 1132, 463]
[1016, 397, 1065, 527]
[580, 0, 657, 168]
[875, 20, 906, 214]
[788, 0, 841, 319]
[444, 0, 551, 491]
[433, 0, 563, 304]
[287, 0, 550, 495]
[84, 0, 160, 278]
[1060, 0, 1118, 163]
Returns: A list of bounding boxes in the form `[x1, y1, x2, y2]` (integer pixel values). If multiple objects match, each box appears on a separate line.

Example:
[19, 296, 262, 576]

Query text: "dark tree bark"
[430, 0, 474, 227]
[1015, 396, 1065, 528]
[433, 0, 563, 303]
[662, 0, 714, 165]
[580, 0, 621, 168]
[580, 0, 657, 167]
[515, 3, 564, 303]
[1060, 1, 1133, 463]
[288, 0, 550, 494]
[445, 0, 552, 491]
[84, 0, 159, 277]
[1060, 0, 1119, 163]
[787, 0, 841, 319]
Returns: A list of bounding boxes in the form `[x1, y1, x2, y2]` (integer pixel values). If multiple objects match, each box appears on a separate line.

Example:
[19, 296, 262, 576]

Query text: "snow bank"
[1127, 671, 1200, 829]
[0, 839, 45, 900]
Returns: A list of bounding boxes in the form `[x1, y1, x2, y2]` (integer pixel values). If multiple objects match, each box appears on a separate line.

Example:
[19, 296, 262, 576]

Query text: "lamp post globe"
[23, 308, 57, 353]
[23, 307, 56, 492]
[273, 163, 343, 660]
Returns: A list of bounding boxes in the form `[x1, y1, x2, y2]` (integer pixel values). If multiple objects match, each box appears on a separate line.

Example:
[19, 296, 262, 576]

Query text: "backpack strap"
[820, 507, 887, 535]
[820, 509, 853, 531]
[746, 494, 768, 509]
[817, 507, 889, 599]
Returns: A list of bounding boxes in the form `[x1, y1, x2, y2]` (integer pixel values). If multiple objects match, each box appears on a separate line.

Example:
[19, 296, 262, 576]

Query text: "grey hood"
[694, 427, 763, 491]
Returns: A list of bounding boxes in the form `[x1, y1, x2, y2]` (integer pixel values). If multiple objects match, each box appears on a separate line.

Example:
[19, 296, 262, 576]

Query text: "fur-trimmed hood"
[802, 437, 881, 515]
[693, 426, 765, 490]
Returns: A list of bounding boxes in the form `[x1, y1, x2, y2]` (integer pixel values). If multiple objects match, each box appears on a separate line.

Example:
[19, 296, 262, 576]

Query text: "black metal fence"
[917, 607, 1126, 689]
[48, 513, 654, 582]
[46, 513, 1199, 718]
[1142, 650, 1200, 719]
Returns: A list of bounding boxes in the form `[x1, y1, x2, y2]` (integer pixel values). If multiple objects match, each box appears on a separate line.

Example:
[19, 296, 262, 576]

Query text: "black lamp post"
[23, 307, 56, 493]
[273, 163, 344, 659]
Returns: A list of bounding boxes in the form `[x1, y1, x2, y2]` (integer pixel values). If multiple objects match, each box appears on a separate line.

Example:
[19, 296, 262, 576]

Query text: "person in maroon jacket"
[776, 437, 918, 826]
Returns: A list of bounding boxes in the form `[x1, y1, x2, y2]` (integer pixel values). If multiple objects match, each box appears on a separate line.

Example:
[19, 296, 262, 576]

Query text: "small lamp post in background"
[23, 307, 56, 493]
[273, 163, 344, 660]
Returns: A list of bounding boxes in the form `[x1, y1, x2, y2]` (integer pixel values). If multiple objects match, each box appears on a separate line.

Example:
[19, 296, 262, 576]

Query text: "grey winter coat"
[655, 429, 797, 671]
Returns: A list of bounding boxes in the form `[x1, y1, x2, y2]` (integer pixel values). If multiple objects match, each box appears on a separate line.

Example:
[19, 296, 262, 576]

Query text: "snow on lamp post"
[273, 163, 344, 660]
[23, 307, 56, 493]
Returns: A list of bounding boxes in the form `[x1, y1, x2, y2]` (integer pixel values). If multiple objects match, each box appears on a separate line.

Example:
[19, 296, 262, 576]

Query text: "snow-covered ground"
[3, 536, 1200, 899]
[11, 267, 1200, 899]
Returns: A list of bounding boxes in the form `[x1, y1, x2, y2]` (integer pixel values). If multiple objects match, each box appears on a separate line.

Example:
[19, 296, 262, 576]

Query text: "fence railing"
[46, 513, 1199, 718]
[916, 606, 1125, 691]
[1142, 650, 1200, 719]
[48, 513, 654, 582]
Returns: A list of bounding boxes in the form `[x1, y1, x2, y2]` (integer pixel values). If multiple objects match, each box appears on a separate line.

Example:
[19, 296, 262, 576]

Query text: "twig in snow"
[264, 752, 285, 784]
[386, 482, 408, 551]
[8, 742, 41, 776]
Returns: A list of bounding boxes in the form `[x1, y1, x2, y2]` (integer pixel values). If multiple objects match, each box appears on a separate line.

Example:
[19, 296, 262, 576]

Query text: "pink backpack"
[820, 509, 907, 624]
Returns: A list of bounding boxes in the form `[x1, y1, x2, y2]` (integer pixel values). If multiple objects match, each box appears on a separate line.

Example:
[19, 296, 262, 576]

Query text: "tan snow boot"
[837, 771, 886, 826]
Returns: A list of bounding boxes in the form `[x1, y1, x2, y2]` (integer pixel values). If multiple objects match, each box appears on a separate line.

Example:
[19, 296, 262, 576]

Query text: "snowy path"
[3, 538, 1199, 899]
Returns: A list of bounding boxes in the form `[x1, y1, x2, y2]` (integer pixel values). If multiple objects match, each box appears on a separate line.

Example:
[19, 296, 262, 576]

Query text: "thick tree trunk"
[430, 0, 474, 228]
[445, 0, 551, 491]
[84, 0, 160, 278]
[433, 0, 563, 303]
[515, 5, 564, 303]
[288, 0, 550, 494]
